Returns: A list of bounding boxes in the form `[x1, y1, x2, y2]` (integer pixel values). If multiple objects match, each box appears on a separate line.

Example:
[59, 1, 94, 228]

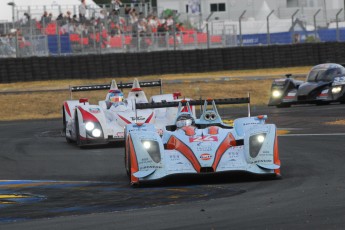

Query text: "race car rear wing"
[69, 79, 162, 99]
[135, 95, 252, 117]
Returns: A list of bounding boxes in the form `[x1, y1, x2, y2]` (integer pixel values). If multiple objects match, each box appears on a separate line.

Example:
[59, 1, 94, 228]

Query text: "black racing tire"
[276, 103, 291, 108]
[62, 106, 66, 134]
[125, 142, 131, 178]
[316, 101, 330, 106]
[75, 112, 82, 147]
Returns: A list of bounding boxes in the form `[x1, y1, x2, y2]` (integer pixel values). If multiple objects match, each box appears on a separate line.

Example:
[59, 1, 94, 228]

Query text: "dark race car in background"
[268, 63, 345, 108]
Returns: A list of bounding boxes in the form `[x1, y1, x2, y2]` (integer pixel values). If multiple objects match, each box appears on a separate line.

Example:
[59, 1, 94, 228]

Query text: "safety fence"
[5, 20, 345, 57]
[1, 42, 345, 83]
[0, 20, 236, 57]
[4, 2, 345, 57]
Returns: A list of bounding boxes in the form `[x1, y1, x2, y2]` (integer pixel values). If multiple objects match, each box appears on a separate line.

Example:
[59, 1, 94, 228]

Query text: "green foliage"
[305, 35, 319, 43]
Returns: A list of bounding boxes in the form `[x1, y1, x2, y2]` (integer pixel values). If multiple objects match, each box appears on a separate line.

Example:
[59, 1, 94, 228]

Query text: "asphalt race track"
[0, 104, 345, 230]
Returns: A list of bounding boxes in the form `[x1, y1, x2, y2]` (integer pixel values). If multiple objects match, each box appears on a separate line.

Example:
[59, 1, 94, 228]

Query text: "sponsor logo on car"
[115, 132, 124, 138]
[89, 108, 101, 113]
[197, 146, 212, 152]
[130, 116, 145, 121]
[200, 153, 212, 161]
[253, 159, 272, 164]
[169, 155, 180, 161]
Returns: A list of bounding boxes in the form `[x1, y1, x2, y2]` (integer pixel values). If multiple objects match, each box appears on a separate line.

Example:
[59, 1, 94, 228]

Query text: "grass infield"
[2, 66, 342, 124]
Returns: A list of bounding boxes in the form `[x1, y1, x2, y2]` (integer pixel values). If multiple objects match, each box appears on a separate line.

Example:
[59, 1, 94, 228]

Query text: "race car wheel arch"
[62, 105, 66, 133]
[75, 110, 84, 147]
[124, 136, 130, 178]
[63, 106, 73, 143]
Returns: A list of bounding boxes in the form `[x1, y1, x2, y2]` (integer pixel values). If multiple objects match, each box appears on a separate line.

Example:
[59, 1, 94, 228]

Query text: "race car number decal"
[319, 89, 329, 97]
[189, 136, 218, 142]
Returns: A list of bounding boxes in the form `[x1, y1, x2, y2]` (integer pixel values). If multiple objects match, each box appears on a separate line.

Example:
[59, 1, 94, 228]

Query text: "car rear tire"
[276, 104, 291, 108]
[316, 101, 330, 106]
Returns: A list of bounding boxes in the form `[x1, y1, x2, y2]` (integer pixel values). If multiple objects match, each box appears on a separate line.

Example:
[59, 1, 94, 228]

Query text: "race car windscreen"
[307, 68, 342, 82]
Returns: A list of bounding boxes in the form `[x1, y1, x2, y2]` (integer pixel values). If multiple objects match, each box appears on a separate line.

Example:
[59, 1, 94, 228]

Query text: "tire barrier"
[1, 42, 345, 83]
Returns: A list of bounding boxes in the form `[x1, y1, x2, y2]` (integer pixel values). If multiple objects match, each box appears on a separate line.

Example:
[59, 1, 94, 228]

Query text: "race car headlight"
[141, 140, 161, 163]
[332, 86, 342, 94]
[272, 90, 282, 98]
[143, 141, 151, 149]
[92, 129, 102, 138]
[249, 133, 266, 158]
[85, 121, 103, 139]
[85, 122, 95, 131]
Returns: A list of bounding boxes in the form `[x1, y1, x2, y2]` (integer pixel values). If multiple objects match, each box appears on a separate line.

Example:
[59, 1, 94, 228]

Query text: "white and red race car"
[62, 78, 194, 147]
[124, 97, 281, 186]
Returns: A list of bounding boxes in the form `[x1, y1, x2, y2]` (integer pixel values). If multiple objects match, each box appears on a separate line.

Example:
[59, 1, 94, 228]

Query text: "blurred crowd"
[15, 0, 186, 38]
[0, 0, 194, 55]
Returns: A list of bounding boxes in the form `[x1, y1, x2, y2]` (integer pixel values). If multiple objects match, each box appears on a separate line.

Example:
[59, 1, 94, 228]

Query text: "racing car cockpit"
[165, 100, 232, 132]
[107, 89, 128, 110]
[306, 64, 345, 83]
[175, 113, 195, 129]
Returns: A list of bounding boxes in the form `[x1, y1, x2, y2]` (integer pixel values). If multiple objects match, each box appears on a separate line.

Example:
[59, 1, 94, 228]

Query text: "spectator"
[138, 12, 145, 22]
[166, 15, 174, 27]
[111, 0, 122, 13]
[109, 9, 117, 21]
[40, 11, 49, 26]
[148, 15, 158, 33]
[137, 20, 147, 34]
[79, 0, 87, 23]
[21, 12, 31, 26]
[129, 9, 138, 24]
[72, 14, 79, 23]
[176, 23, 185, 32]
[124, 5, 131, 24]
[56, 13, 64, 25]
[124, 6, 131, 15]
[48, 13, 53, 22]
[157, 22, 168, 33]
[64, 11, 72, 23]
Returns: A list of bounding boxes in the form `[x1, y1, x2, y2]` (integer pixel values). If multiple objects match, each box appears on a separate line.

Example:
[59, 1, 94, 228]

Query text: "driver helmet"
[108, 90, 124, 103]
[176, 113, 195, 128]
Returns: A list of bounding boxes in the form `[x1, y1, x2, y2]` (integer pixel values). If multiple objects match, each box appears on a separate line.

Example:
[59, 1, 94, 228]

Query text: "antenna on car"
[199, 96, 203, 113]
[135, 98, 138, 124]
[69, 85, 72, 99]
[247, 92, 251, 117]
[159, 79, 163, 94]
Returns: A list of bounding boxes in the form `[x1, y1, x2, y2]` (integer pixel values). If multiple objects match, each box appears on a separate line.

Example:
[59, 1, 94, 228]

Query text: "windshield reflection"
[307, 68, 343, 82]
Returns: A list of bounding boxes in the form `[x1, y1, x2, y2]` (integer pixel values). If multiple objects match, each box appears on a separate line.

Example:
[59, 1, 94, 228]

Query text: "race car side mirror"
[285, 74, 292, 78]
[173, 92, 181, 99]
[79, 98, 88, 105]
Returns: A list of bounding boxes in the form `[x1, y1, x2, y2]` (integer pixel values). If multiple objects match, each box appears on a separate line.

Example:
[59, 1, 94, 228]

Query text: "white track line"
[280, 133, 345, 137]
